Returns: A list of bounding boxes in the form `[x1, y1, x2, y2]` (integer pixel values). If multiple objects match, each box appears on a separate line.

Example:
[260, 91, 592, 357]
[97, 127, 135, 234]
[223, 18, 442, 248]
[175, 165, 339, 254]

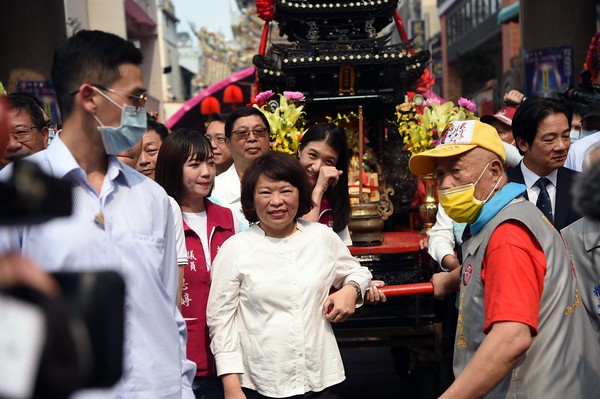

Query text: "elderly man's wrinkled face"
[435, 148, 500, 202]
[1, 108, 48, 168]
[516, 113, 570, 177]
[228, 115, 271, 169]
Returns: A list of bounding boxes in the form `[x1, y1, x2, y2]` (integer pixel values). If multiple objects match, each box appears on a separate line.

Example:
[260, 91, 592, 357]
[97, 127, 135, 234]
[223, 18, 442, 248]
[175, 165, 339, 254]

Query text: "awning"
[498, 1, 519, 25]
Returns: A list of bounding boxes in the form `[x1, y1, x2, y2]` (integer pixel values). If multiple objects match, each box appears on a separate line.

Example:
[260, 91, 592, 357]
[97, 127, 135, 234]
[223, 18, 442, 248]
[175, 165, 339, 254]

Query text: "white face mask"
[92, 88, 147, 155]
[570, 129, 580, 141]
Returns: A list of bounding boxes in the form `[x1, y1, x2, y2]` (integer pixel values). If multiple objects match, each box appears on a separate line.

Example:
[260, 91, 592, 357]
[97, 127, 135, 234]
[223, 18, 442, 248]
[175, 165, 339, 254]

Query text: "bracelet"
[345, 281, 362, 301]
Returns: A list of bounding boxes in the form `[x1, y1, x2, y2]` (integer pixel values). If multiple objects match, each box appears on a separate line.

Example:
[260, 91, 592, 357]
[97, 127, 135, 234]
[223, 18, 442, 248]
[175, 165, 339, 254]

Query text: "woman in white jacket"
[207, 152, 372, 399]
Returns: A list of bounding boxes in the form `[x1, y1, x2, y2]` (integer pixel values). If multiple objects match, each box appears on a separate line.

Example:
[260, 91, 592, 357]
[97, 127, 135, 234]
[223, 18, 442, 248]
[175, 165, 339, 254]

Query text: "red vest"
[181, 198, 235, 376]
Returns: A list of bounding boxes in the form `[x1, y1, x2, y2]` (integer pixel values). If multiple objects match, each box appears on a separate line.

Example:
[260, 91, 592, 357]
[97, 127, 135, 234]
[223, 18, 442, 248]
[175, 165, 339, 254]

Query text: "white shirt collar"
[520, 161, 558, 189]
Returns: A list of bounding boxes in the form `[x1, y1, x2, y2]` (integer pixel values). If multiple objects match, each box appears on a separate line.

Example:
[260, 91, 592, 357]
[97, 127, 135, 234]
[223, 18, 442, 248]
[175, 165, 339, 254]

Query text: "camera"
[0, 160, 125, 399]
[560, 69, 600, 106]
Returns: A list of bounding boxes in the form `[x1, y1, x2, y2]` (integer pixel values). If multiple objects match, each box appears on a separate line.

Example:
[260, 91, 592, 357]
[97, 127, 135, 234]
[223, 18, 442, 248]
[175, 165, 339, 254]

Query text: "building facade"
[0, 0, 187, 122]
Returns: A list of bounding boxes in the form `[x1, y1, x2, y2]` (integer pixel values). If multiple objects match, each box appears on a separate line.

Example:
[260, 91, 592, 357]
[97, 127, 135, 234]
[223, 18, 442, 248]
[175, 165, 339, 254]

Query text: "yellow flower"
[392, 99, 477, 156]
[254, 93, 306, 154]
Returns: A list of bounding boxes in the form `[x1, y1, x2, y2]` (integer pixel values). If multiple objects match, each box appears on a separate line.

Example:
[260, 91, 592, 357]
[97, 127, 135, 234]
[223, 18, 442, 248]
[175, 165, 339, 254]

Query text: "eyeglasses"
[94, 85, 147, 111]
[70, 85, 148, 111]
[9, 126, 43, 143]
[231, 127, 269, 141]
[205, 135, 227, 145]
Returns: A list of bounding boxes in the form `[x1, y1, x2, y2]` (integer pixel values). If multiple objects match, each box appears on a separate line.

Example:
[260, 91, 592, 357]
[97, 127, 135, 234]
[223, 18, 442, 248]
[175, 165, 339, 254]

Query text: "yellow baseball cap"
[409, 120, 506, 176]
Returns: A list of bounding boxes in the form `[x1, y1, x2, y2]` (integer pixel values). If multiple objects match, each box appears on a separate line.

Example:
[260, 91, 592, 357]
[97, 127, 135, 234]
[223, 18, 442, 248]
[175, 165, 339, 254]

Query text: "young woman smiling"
[156, 128, 237, 399]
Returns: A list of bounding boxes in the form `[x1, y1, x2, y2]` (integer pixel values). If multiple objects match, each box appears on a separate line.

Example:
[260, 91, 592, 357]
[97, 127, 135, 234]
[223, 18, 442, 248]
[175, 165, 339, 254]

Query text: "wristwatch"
[345, 281, 362, 301]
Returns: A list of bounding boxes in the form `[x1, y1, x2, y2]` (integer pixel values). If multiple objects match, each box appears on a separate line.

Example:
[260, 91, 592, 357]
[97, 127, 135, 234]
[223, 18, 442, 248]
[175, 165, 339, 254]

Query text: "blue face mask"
[93, 88, 147, 155]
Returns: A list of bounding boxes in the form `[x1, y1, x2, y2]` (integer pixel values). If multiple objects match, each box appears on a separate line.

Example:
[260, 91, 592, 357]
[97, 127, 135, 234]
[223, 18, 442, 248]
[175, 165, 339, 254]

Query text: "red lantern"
[256, 0, 276, 22]
[223, 85, 244, 109]
[200, 96, 221, 115]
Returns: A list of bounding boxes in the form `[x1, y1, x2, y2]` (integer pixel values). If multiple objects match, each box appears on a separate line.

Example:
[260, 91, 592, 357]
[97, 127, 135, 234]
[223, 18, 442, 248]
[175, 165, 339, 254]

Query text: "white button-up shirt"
[207, 220, 371, 397]
[210, 164, 248, 229]
[0, 136, 183, 398]
[565, 130, 600, 172]
[520, 162, 558, 212]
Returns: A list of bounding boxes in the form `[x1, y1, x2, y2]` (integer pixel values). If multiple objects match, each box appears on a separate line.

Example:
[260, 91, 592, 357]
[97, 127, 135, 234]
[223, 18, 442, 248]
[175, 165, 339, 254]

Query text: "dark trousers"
[242, 385, 340, 399]
[192, 375, 224, 399]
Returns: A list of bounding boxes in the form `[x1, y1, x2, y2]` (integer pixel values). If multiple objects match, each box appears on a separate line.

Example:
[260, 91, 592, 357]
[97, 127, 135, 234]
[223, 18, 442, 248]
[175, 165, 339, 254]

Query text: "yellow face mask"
[438, 163, 501, 223]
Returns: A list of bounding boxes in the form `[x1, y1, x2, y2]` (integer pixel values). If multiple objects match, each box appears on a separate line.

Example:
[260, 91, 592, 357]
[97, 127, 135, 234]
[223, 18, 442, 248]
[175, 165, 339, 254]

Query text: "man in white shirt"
[565, 101, 600, 171]
[0, 30, 189, 398]
[211, 107, 271, 228]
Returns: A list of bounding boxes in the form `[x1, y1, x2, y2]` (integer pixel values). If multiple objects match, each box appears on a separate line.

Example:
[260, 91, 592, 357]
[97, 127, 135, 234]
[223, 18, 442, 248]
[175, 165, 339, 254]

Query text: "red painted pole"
[379, 282, 434, 297]
[393, 9, 414, 56]
[259, 21, 270, 56]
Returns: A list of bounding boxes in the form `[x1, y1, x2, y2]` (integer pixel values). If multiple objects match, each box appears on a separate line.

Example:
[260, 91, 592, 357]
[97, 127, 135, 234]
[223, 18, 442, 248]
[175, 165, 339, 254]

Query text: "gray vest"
[454, 197, 600, 398]
[561, 218, 600, 340]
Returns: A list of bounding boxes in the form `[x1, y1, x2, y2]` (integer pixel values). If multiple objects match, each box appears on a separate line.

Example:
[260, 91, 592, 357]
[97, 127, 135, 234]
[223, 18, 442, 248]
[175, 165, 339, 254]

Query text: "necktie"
[535, 177, 553, 224]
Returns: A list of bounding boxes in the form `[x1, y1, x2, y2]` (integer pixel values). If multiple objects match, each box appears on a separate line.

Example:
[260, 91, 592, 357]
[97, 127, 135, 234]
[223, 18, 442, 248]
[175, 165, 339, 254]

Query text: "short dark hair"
[566, 101, 586, 118]
[512, 98, 572, 155]
[299, 123, 350, 232]
[206, 112, 230, 126]
[147, 118, 169, 141]
[6, 92, 47, 128]
[51, 30, 143, 119]
[155, 128, 213, 206]
[241, 152, 312, 223]
[224, 107, 270, 138]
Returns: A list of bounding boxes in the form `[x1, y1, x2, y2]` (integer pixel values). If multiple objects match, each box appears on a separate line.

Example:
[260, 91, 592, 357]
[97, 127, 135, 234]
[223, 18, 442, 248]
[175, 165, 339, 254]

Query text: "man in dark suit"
[508, 98, 581, 231]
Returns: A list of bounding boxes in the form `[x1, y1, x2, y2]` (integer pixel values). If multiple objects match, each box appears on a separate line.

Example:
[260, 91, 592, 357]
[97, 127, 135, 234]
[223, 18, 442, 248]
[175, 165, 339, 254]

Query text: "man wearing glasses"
[203, 112, 233, 176]
[0, 92, 49, 169]
[0, 30, 192, 398]
[211, 107, 271, 228]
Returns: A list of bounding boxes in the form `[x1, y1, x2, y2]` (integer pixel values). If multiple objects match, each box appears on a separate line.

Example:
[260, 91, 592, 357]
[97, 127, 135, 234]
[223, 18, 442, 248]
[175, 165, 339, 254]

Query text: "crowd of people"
[1, 27, 600, 399]
[0, 30, 377, 399]
[417, 92, 600, 396]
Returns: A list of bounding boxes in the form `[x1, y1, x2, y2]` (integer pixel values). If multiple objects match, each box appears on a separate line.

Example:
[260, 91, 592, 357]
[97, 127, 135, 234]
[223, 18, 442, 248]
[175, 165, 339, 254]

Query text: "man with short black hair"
[204, 112, 233, 175]
[508, 98, 580, 230]
[0, 30, 191, 398]
[0, 92, 49, 169]
[211, 107, 271, 227]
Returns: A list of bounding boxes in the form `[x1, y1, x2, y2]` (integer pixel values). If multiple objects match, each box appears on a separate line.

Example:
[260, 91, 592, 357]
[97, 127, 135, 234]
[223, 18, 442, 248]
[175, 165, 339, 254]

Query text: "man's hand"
[365, 280, 387, 304]
[503, 90, 526, 106]
[419, 235, 429, 250]
[323, 284, 357, 322]
[431, 268, 460, 299]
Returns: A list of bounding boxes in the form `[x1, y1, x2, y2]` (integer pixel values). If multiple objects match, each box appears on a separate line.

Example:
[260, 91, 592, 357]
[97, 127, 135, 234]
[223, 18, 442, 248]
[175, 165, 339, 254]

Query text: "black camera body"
[561, 69, 600, 106]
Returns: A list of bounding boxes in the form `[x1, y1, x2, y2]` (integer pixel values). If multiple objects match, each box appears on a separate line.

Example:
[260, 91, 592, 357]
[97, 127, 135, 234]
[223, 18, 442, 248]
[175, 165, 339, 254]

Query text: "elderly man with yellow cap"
[410, 120, 600, 398]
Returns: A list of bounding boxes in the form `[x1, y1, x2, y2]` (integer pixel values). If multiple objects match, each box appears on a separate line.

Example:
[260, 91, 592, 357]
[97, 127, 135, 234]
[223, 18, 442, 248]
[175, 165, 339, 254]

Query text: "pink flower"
[423, 98, 441, 107]
[283, 91, 305, 101]
[255, 90, 274, 106]
[458, 97, 476, 111]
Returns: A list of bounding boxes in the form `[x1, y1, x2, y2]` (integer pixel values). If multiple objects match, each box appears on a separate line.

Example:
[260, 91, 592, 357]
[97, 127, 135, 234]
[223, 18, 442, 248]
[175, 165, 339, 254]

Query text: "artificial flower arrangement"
[253, 90, 306, 154]
[393, 97, 477, 155]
